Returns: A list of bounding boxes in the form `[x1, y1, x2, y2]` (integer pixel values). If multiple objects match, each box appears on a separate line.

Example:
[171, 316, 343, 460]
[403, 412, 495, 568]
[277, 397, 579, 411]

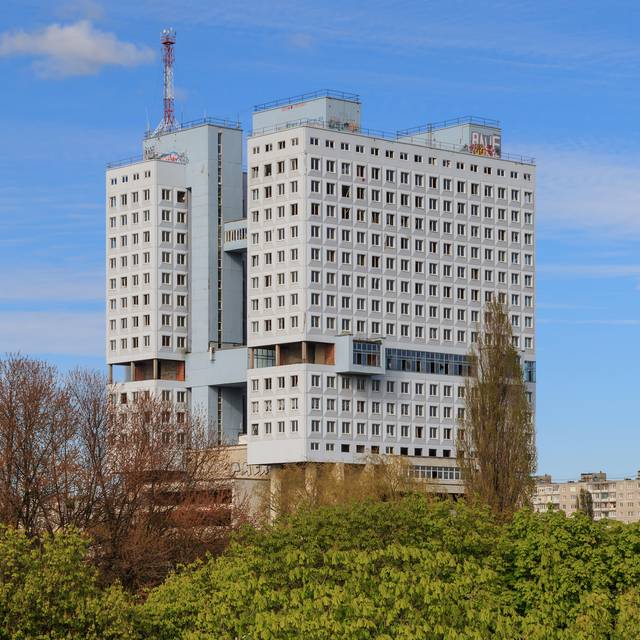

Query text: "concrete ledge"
[186, 347, 248, 387]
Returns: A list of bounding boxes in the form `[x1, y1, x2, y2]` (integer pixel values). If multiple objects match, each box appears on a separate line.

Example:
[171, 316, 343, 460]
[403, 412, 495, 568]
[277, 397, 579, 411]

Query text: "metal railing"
[143, 115, 241, 139]
[106, 154, 146, 169]
[250, 118, 535, 165]
[108, 116, 242, 167]
[397, 116, 501, 137]
[106, 149, 188, 169]
[254, 89, 361, 112]
[251, 117, 397, 140]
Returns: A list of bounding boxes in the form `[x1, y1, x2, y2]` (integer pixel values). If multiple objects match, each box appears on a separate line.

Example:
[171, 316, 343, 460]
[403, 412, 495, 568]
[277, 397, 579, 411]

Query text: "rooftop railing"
[251, 117, 396, 141]
[143, 115, 241, 139]
[106, 154, 147, 169]
[108, 117, 242, 167]
[250, 118, 535, 165]
[397, 116, 501, 137]
[106, 149, 188, 169]
[254, 89, 361, 112]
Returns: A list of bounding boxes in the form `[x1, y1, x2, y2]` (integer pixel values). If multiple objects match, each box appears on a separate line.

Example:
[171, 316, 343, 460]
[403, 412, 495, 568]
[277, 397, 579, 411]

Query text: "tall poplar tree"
[457, 300, 536, 519]
[578, 488, 594, 520]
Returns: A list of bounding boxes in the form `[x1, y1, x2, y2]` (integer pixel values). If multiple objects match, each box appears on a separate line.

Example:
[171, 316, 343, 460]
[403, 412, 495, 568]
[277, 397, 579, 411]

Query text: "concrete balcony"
[334, 335, 384, 375]
[223, 219, 247, 252]
[186, 345, 248, 387]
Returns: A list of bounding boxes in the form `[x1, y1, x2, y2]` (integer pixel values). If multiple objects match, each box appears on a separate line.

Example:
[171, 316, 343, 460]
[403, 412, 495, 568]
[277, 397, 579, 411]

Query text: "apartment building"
[105, 91, 536, 486]
[245, 91, 536, 476]
[534, 472, 640, 523]
[105, 118, 247, 443]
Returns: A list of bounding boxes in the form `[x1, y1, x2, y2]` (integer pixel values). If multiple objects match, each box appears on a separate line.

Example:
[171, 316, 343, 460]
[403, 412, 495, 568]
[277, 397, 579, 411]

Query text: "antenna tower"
[158, 28, 176, 132]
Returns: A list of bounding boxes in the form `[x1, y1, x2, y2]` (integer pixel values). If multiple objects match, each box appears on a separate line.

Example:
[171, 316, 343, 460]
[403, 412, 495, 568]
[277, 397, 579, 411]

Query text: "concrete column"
[301, 341, 308, 363]
[304, 463, 318, 500]
[269, 466, 283, 521]
[107, 364, 113, 385]
[152, 358, 159, 380]
[248, 348, 255, 369]
[130, 361, 135, 382]
[275, 344, 281, 366]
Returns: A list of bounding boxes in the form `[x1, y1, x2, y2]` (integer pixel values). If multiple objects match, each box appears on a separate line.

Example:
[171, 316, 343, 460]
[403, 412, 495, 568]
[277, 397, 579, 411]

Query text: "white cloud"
[538, 319, 640, 326]
[0, 311, 103, 356]
[0, 268, 102, 303]
[0, 20, 154, 77]
[530, 146, 640, 236]
[288, 33, 314, 49]
[124, 0, 640, 74]
[538, 262, 640, 291]
[536, 302, 605, 310]
[56, 0, 105, 21]
[174, 85, 189, 102]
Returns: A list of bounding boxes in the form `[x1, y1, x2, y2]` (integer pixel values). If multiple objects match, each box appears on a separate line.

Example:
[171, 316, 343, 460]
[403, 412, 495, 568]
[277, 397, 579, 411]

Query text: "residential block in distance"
[534, 472, 640, 523]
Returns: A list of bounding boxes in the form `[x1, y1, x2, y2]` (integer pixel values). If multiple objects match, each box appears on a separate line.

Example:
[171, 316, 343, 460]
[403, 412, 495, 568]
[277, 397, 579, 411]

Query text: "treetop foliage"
[3, 497, 640, 639]
[139, 497, 640, 640]
[0, 354, 248, 592]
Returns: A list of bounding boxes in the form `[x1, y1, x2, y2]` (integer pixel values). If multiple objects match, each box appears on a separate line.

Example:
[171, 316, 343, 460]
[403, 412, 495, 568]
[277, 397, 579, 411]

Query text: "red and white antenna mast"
[155, 28, 176, 133]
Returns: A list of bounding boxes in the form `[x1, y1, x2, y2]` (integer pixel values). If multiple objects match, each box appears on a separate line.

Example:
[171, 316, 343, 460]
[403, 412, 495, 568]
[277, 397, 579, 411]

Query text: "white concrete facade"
[105, 120, 246, 440]
[245, 95, 536, 468]
[107, 158, 189, 361]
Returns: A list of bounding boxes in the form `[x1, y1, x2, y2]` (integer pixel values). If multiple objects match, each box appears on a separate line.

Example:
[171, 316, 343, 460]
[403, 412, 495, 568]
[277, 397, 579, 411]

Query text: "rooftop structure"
[250, 91, 535, 163]
[254, 89, 360, 112]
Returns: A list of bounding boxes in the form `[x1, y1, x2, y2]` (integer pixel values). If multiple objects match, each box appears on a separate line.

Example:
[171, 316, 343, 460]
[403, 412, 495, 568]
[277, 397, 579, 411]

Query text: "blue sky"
[1, 0, 639, 479]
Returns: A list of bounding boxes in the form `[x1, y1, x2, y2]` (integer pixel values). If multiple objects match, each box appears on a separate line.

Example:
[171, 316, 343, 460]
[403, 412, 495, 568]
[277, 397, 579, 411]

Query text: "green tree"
[0, 526, 136, 639]
[614, 588, 640, 639]
[140, 497, 640, 639]
[578, 488, 594, 519]
[458, 300, 537, 519]
[141, 497, 517, 639]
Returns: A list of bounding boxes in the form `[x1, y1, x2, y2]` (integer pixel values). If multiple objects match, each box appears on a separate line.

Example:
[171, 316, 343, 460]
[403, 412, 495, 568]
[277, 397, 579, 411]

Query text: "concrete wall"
[143, 123, 244, 355]
[253, 96, 361, 132]
[222, 251, 245, 345]
[245, 121, 535, 466]
[221, 386, 245, 442]
[399, 123, 502, 156]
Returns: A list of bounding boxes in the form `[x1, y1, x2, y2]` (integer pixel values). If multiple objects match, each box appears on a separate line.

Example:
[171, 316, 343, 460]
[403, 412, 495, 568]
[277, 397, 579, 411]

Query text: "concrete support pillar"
[275, 344, 281, 366]
[107, 364, 113, 385]
[269, 467, 283, 522]
[362, 460, 376, 487]
[130, 361, 135, 382]
[152, 358, 159, 380]
[301, 341, 308, 363]
[248, 348, 255, 369]
[304, 463, 318, 501]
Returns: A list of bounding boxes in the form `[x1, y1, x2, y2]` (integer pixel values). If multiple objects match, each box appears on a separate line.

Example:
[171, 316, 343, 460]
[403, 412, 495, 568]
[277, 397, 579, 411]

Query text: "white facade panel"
[105, 121, 246, 431]
[245, 120, 536, 467]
